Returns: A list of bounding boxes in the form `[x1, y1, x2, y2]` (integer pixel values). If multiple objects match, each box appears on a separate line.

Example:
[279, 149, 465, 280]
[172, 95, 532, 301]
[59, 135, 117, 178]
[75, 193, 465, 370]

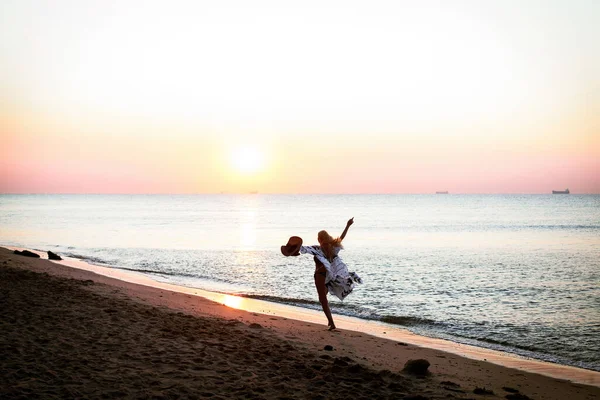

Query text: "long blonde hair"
[318, 230, 343, 262]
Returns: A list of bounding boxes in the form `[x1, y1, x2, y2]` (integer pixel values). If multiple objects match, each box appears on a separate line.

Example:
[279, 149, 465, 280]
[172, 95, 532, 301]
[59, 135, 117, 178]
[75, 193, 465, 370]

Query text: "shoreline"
[8, 246, 599, 385]
[3, 246, 600, 399]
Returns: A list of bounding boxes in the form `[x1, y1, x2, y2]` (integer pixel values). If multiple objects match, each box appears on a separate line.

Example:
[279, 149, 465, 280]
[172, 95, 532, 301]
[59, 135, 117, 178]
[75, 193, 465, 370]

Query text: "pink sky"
[1, 1, 599, 194]
[2, 109, 598, 193]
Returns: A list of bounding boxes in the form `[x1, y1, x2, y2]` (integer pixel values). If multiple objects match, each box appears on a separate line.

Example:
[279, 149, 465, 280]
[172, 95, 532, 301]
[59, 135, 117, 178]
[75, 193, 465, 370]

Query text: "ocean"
[1, 194, 599, 371]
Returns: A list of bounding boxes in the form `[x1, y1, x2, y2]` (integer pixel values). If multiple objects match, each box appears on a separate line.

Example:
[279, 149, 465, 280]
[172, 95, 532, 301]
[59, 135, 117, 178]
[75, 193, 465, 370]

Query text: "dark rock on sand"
[47, 251, 62, 260]
[402, 359, 430, 375]
[474, 386, 495, 395]
[14, 250, 40, 258]
[323, 345, 334, 351]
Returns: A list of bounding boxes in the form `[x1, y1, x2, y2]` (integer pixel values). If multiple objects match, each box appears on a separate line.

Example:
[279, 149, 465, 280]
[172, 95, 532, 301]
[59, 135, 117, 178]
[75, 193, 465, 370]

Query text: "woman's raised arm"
[339, 217, 354, 241]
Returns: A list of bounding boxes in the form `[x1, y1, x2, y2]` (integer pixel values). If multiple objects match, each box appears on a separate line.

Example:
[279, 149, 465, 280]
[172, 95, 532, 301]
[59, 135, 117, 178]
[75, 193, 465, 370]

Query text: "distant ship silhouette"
[436, 191, 449, 194]
[552, 188, 570, 194]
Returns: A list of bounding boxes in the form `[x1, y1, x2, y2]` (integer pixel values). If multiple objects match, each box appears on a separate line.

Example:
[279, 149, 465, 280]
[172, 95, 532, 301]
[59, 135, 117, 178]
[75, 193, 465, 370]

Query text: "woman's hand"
[347, 217, 354, 227]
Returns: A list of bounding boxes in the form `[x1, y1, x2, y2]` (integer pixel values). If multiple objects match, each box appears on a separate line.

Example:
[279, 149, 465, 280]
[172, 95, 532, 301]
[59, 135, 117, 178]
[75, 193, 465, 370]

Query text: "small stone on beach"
[402, 359, 430, 375]
[13, 250, 40, 258]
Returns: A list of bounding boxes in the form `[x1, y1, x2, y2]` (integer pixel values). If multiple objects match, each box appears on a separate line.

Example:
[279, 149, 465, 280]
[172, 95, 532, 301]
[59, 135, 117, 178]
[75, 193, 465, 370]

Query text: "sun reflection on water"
[240, 222, 257, 249]
[239, 209, 257, 250]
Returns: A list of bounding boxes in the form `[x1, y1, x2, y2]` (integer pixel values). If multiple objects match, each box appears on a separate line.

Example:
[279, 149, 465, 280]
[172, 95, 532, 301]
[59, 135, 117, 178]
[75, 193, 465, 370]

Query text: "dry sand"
[1, 247, 599, 400]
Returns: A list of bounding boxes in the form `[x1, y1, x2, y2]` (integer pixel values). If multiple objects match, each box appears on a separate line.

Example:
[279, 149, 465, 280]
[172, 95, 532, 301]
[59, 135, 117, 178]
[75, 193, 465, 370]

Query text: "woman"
[299, 217, 362, 330]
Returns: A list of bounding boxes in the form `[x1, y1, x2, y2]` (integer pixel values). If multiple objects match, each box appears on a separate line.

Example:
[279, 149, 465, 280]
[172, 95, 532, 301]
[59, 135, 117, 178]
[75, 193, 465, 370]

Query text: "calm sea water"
[1, 194, 599, 371]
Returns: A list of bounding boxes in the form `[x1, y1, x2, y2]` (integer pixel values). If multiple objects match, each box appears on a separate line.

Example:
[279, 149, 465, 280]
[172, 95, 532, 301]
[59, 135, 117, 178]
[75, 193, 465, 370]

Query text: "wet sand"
[1, 247, 599, 399]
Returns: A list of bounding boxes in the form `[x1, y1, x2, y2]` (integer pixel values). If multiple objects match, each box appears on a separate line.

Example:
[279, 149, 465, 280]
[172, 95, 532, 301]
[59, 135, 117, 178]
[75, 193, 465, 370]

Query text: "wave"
[379, 315, 437, 326]
[240, 294, 439, 328]
[515, 224, 600, 230]
[458, 224, 599, 231]
[374, 223, 600, 230]
[63, 252, 112, 266]
[471, 336, 546, 354]
[241, 294, 322, 307]
[61, 254, 205, 280]
[107, 264, 216, 281]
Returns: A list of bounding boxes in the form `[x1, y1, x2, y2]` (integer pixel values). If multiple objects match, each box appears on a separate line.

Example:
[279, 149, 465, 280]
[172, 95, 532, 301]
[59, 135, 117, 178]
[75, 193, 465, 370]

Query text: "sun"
[230, 146, 264, 174]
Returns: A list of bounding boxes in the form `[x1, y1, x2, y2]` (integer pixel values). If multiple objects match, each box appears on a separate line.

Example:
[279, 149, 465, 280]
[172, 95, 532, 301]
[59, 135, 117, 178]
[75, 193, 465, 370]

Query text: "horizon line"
[0, 192, 596, 196]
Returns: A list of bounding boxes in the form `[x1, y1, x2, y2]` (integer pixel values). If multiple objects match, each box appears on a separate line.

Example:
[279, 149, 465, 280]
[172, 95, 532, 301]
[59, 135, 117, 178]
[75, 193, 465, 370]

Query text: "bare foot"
[328, 325, 337, 331]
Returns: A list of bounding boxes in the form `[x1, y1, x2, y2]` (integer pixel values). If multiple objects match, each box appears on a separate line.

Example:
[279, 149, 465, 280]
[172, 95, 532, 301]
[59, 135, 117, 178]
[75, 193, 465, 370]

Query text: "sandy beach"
[1, 247, 599, 400]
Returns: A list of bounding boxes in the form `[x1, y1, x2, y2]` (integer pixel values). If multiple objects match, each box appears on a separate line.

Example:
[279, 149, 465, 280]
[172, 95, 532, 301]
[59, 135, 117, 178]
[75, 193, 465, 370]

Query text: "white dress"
[300, 245, 362, 301]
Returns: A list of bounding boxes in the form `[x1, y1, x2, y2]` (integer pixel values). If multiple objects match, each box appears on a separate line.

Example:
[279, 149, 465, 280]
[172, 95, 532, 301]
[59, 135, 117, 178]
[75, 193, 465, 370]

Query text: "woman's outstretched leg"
[314, 273, 335, 330]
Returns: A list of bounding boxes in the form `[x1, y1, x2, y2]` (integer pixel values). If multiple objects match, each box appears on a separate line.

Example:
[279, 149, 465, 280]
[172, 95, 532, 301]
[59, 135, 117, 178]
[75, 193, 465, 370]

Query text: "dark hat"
[281, 236, 303, 256]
